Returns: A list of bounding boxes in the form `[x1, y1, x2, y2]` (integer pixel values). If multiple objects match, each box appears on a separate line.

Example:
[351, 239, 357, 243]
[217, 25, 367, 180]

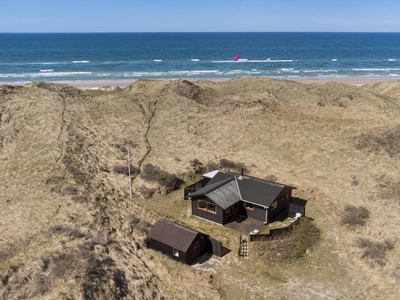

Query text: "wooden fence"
[249, 218, 299, 242]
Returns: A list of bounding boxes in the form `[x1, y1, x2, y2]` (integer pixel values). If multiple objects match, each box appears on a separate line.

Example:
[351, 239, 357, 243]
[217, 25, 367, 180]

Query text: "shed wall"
[148, 239, 187, 264]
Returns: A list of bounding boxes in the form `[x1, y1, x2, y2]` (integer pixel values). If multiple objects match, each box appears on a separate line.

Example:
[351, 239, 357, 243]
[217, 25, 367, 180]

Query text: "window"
[198, 200, 207, 210]
[197, 200, 217, 214]
[245, 202, 254, 211]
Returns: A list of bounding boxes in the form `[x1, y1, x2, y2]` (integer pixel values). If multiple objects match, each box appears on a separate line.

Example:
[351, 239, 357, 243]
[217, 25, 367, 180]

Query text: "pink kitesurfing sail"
[233, 54, 241, 61]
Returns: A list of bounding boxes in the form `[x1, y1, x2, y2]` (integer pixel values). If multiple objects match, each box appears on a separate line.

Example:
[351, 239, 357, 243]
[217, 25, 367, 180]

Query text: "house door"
[232, 202, 239, 216]
[193, 239, 203, 259]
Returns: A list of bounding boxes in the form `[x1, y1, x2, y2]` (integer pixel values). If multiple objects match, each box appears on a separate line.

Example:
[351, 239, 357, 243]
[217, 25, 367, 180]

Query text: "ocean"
[1, 32, 400, 84]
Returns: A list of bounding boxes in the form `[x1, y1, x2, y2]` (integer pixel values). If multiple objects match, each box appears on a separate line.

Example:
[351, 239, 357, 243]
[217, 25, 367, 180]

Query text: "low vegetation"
[49, 225, 86, 238]
[355, 125, 400, 157]
[340, 205, 370, 227]
[219, 158, 249, 173]
[2, 78, 400, 299]
[137, 185, 156, 198]
[140, 163, 179, 194]
[113, 164, 139, 177]
[253, 218, 321, 262]
[357, 237, 395, 266]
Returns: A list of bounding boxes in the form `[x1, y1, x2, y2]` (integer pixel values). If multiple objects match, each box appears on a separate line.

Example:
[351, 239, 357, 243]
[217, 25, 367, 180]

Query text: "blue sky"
[1, 0, 399, 33]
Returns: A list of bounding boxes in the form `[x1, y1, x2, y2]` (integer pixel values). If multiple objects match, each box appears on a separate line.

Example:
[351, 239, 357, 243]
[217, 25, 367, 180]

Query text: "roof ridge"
[234, 176, 243, 200]
[188, 177, 235, 197]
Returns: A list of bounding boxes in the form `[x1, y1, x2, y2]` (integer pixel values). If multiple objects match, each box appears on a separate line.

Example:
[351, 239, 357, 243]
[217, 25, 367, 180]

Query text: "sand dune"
[1, 78, 400, 299]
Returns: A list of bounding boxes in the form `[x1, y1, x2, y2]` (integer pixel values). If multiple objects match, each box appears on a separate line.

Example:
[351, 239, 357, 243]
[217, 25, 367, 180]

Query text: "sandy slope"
[1, 78, 400, 299]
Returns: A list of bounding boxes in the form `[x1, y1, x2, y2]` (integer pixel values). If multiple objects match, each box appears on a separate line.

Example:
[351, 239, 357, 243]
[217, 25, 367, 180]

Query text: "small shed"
[148, 219, 208, 264]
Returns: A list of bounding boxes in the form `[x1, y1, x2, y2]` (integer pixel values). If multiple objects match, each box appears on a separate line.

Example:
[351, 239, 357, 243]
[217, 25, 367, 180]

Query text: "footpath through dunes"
[1, 78, 400, 299]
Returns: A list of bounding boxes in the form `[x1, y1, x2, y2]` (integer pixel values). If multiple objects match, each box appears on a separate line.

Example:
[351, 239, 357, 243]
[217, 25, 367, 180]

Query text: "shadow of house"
[185, 170, 298, 229]
[148, 219, 224, 265]
[289, 197, 307, 218]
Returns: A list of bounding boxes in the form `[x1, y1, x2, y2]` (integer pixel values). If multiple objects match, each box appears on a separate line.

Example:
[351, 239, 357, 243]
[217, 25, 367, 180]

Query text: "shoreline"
[2, 77, 399, 90]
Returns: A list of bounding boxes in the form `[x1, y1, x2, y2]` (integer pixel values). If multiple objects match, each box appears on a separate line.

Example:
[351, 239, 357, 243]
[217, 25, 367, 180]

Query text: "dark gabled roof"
[191, 171, 295, 208]
[148, 219, 200, 252]
[237, 176, 286, 207]
[189, 177, 240, 209]
[188, 177, 233, 198]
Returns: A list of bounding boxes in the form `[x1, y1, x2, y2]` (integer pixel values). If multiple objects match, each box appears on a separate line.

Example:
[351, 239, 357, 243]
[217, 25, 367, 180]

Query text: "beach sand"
[52, 77, 399, 90]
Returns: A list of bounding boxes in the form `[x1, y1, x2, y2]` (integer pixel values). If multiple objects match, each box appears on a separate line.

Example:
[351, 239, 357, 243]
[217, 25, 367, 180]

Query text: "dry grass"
[253, 218, 321, 262]
[355, 125, 400, 157]
[1, 78, 400, 299]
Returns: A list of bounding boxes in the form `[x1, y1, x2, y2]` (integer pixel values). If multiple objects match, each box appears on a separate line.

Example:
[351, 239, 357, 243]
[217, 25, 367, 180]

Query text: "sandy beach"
[40, 77, 400, 90]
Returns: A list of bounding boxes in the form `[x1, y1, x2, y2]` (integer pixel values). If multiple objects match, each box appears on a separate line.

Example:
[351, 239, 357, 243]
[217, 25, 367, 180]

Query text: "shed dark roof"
[148, 219, 200, 252]
[189, 171, 295, 208]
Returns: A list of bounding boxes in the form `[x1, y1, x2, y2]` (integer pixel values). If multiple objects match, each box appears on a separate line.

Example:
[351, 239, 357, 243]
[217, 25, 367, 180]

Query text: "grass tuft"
[357, 237, 395, 266]
[355, 125, 400, 157]
[341, 205, 370, 227]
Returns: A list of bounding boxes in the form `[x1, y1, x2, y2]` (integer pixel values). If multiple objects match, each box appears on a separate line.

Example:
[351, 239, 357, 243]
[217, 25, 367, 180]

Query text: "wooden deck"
[224, 216, 269, 234]
[224, 212, 294, 235]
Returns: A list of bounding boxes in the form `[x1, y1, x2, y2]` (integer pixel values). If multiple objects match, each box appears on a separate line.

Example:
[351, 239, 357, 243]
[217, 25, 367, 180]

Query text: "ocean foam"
[388, 59, 396, 61]
[303, 69, 338, 73]
[71, 60, 90, 63]
[211, 59, 294, 63]
[0, 71, 93, 78]
[153, 59, 162, 62]
[40, 69, 54, 72]
[353, 68, 400, 71]
[190, 59, 200, 61]
[265, 59, 293, 62]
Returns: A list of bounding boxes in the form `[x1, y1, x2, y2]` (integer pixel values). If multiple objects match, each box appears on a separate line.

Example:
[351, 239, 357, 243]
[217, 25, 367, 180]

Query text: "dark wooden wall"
[207, 237, 223, 257]
[240, 202, 267, 222]
[191, 198, 224, 224]
[148, 239, 187, 264]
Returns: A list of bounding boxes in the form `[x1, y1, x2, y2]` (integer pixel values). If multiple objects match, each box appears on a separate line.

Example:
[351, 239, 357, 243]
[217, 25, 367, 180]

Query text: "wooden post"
[127, 143, 132, 199]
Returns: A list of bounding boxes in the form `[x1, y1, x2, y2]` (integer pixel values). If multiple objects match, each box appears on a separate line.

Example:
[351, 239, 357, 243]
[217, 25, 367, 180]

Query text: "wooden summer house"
[184, 170, 296, 225]
[148, 219, 223, 264]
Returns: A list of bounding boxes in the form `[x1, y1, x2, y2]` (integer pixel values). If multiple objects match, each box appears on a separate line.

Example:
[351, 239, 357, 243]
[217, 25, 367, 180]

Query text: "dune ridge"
[1, 78, 400, 299]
